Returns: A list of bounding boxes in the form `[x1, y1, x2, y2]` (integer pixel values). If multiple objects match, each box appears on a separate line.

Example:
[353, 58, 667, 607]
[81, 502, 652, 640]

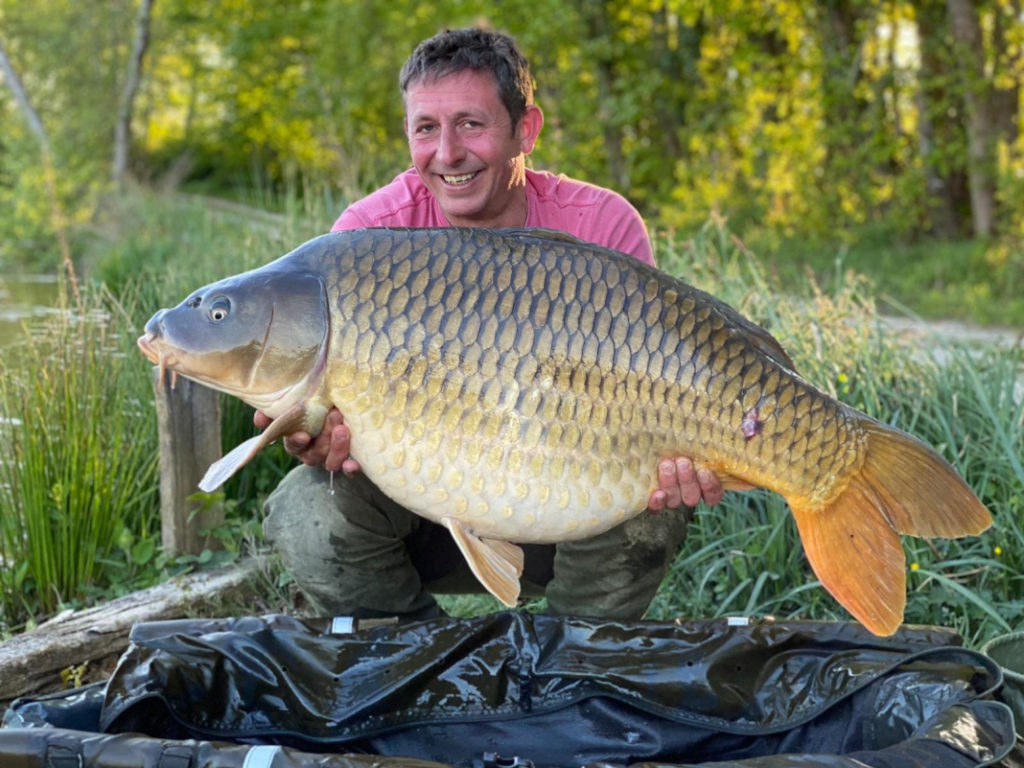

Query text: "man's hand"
[648, 458, 725, 511]
[253, 407, 361, 474]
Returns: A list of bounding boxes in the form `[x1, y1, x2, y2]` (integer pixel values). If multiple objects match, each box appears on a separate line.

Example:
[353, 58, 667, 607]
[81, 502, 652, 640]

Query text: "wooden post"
[152, 367, 225, 555]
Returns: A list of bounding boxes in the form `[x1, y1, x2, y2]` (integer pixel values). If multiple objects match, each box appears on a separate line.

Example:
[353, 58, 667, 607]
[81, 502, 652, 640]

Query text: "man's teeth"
[443, 173, 476, 184]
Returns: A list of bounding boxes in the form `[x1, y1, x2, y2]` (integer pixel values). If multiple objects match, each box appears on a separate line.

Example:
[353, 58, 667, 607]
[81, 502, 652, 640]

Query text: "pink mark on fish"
[741, 408, 763, 440]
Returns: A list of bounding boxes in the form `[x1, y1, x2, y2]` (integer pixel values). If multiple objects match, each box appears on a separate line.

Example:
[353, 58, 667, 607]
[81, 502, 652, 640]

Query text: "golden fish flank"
[138, 227, 992, 637]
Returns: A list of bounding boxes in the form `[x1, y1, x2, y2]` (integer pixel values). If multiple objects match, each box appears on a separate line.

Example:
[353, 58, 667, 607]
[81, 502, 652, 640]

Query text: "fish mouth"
[137, 333, 178, 389]
[137, 332, 161, 364]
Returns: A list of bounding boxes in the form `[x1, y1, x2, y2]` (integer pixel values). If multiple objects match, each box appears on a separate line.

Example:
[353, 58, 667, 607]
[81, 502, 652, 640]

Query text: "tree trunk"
[914, 0, 969, 237]
[0, 36, 80, 307]
[815, 1, 873, 218]
[946, 0, 999, 237]
[991, 0, 1020, 147]
[113, 0, 155, 188]
[0, 38, 50, 147]
[0, 560, 265, 705]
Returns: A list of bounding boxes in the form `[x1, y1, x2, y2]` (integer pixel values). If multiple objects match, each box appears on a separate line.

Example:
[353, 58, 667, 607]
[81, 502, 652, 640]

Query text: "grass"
[2, 192, 1021, 648]
[746, 225, 1024, 328]
[0, 192, 322, 634]
[0, 283, 159, 628]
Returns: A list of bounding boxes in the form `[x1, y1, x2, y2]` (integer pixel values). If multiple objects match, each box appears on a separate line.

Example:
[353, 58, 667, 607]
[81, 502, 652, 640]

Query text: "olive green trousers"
[263, 465, 691, 620]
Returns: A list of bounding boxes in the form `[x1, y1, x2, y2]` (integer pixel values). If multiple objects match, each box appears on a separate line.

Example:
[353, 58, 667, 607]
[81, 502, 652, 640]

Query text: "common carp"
[137, 227, 992, 636]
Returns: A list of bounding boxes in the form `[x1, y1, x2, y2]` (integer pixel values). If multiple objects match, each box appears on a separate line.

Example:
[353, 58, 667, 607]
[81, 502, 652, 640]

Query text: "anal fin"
[443, 518, 524, 607]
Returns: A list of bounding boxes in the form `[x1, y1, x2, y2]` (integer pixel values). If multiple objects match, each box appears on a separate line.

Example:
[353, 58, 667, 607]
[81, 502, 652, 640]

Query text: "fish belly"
[329, 375, 655, 542]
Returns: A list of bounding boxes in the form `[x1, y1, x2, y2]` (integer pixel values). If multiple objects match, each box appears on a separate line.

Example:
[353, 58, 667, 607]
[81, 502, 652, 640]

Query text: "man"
[259, 27, 724, 621]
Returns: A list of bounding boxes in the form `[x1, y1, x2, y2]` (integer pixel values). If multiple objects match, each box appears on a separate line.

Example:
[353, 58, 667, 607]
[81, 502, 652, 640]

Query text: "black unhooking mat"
[3, 611, 1022, 767]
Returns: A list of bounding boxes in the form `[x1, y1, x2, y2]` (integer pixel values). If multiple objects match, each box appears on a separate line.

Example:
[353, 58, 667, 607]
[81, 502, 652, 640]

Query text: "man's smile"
[441, 171, 480, 186]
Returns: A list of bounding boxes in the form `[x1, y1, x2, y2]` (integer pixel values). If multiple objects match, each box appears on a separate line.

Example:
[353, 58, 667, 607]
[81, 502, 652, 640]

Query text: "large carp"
[138, 227, 991, 636]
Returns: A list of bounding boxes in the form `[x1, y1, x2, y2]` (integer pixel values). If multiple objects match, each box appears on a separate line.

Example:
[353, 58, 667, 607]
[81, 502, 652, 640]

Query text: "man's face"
[404, 69, 541, 228]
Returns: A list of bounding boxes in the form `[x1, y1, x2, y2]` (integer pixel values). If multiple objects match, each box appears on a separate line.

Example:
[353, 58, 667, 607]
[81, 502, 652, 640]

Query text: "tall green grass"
[0, 284, 159, 630]
[0, 192, 323, 633]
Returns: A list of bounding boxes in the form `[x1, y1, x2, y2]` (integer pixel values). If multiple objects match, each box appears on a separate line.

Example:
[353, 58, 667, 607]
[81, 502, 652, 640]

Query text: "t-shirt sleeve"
[529, 172, 656, 267]
[590, 196, 655, 267]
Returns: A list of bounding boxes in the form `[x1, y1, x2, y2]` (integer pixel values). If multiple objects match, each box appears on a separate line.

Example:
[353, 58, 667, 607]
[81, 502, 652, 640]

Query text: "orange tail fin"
[789, 420, 992, 637]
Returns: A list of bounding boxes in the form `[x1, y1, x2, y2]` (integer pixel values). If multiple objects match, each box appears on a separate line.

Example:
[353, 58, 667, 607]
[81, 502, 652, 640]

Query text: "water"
[0, 275, 60, 348]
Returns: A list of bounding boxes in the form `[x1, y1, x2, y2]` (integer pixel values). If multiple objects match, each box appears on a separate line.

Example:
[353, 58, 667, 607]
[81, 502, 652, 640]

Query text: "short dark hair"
[399, 27, 533, 126]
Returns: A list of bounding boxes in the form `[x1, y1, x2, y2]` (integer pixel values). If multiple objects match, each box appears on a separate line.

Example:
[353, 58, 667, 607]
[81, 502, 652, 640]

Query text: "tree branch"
[0, 36, 80, 307]
[113, 0, 156, 187]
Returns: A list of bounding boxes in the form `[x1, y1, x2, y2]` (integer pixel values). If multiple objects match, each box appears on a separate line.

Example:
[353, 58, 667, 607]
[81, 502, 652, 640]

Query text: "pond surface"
[0, 275, 60, 349]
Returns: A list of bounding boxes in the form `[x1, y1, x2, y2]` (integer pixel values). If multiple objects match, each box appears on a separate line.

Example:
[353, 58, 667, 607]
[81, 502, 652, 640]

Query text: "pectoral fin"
[198, 402, 312, 492]
[199, 434, 266, 492]
[443, 517, 524, 607]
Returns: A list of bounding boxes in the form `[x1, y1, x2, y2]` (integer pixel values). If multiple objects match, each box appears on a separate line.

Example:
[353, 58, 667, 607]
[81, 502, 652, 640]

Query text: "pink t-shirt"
[330, 168, 654, 266]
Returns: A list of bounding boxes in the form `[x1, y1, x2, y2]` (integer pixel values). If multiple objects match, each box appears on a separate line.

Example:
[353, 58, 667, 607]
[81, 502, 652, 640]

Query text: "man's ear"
[518, 105, 544, 154]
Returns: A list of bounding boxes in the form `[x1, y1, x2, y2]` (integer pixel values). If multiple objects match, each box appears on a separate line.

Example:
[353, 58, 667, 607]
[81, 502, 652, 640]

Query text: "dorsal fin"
[499, 227, 586, 245]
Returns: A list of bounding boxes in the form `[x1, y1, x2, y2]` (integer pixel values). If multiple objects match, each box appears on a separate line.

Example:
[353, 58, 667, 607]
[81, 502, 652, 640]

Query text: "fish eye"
[209, 297, 231, 322]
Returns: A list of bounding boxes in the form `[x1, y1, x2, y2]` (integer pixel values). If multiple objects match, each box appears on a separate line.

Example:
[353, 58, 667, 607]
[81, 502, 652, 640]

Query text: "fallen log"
[0, 558, 265, 706]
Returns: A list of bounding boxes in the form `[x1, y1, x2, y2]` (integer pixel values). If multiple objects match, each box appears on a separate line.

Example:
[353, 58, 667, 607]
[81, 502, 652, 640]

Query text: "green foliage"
[3, 0, 1024, 265]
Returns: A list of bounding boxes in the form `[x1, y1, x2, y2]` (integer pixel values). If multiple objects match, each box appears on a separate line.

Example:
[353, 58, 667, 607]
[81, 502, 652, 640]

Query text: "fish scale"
[138, 226, 991, 636]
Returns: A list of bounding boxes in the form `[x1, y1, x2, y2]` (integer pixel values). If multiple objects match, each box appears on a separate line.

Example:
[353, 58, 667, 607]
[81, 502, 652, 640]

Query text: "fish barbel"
[137, 227, 991, 635]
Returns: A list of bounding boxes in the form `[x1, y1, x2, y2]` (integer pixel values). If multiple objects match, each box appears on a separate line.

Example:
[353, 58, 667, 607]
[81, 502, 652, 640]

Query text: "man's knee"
[263, 466, 415, 547]
[546, 506, 693, 620]
[264, 465, 339, 549]
[262, 465, 435, 616]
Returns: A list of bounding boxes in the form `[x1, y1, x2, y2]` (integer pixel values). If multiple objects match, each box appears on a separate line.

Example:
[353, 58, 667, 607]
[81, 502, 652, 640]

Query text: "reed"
[0, 284, 158, 631]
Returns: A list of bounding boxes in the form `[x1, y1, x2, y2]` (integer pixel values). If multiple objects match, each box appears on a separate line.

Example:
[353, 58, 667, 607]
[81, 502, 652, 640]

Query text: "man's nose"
[436, 126, 466, 165]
